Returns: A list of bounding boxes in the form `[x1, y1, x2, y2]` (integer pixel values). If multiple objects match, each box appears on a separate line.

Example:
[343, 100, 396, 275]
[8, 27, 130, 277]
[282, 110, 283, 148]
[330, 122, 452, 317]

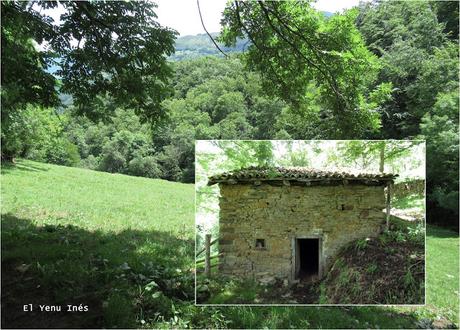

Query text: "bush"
[45, 138, 80, 166]
[128, 156, 162, 178]
[80, 155, 100, 170]
[1, 105, 62, 161]
[99, 148, 127, 173]
[156, 146, 183, 181]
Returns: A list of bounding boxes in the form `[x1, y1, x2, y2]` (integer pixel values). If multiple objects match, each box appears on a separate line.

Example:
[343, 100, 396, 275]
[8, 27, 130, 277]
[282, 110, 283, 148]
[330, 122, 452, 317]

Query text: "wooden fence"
[196, 234, 221, 277]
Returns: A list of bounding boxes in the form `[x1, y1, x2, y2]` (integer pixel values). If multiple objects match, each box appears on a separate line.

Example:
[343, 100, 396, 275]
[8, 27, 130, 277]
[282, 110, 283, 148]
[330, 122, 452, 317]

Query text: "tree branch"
[257, 1, 345, 107]
[197, 0, 228, 58]
[234, 1, 292, 97]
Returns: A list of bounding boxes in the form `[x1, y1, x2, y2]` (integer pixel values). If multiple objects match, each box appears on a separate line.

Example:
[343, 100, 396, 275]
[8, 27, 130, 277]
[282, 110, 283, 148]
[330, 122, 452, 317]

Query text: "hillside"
[170, 33, 248, 61]
[169, 10, 332, 62]
[1, 160, 194, 233]
[1, 160, 195, 328]
[1, 160, 458, 328]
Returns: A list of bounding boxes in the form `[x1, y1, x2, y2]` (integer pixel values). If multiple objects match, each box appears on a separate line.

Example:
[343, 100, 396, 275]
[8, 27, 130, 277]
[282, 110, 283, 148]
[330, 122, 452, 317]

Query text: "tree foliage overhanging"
[356, 0, 459, 223]
[1, 0, 458, 227]
[1, 0, 176, 158]
[219, 0, 393, 138]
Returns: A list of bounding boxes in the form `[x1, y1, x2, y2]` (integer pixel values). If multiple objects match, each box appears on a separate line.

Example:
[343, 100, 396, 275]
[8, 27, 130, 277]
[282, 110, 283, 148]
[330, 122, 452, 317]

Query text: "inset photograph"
[195, 140, 426, 305]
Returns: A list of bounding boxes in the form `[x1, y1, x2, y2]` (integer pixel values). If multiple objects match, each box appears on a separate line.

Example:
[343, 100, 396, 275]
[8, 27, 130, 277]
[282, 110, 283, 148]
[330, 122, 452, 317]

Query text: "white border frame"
[194, 139, 427, 307]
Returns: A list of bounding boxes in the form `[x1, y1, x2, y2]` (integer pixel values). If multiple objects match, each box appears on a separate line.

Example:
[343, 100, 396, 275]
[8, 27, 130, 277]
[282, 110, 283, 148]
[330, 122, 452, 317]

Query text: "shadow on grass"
[1, 213, 194, 329]
[2, 213, 442, 329]
[427, 224, 459, 239]
[1, 160, 50, 175]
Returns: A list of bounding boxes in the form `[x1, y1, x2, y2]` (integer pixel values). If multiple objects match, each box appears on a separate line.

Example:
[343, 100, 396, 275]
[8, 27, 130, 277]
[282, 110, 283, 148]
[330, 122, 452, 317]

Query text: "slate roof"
[207, 166, 397, 186]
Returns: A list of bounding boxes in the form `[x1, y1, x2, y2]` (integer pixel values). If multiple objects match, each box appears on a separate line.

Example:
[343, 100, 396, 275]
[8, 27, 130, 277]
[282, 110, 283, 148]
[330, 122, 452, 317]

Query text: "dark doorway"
[296, 238, 319, 279]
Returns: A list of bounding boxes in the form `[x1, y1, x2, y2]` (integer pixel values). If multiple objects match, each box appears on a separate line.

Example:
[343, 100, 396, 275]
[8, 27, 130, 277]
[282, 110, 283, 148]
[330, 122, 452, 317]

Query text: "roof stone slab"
[207, 166, 397, 186]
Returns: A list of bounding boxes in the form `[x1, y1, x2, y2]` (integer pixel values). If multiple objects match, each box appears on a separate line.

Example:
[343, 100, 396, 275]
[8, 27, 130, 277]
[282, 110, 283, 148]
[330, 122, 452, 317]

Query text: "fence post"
[204, 234, 211, 278]
[386, 183, 392, 230]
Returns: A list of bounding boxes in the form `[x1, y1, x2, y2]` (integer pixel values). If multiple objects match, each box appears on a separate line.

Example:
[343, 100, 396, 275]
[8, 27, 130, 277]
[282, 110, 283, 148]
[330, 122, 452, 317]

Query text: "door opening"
[295, 238, 320, 280]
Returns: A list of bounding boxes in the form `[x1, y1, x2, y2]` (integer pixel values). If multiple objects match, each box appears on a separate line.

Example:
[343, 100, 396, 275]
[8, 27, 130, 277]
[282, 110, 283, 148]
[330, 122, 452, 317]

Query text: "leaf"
[119, 262, 131, 270]
[151, 291, 162, 299]
[145, 280, 159, 291]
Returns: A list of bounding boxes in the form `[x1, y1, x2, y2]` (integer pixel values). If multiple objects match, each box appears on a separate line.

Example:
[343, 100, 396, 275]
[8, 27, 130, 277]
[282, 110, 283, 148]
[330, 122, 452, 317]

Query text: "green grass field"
[1, 160, 194, 328]
[1, 160, 458, 328]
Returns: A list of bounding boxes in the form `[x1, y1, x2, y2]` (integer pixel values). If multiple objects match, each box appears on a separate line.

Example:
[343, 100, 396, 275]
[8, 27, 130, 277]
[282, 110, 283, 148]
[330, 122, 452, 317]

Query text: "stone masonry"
[208, 167, 395, 283]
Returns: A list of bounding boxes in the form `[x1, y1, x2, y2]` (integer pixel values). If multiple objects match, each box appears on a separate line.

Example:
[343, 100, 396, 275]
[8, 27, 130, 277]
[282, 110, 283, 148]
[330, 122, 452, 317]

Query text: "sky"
[156, 0, 365, 36]
[42, 0, 365, 38]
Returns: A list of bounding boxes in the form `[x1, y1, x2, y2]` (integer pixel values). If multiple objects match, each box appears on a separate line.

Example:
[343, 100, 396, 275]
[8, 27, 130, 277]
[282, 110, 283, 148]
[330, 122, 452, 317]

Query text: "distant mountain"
[170, 10, 334, 61]
[170, 33, 249, 61]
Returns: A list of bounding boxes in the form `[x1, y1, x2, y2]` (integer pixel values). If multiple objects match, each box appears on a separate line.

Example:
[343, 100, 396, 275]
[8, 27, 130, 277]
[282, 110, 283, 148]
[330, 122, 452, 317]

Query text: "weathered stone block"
[217, 181, 387, 282]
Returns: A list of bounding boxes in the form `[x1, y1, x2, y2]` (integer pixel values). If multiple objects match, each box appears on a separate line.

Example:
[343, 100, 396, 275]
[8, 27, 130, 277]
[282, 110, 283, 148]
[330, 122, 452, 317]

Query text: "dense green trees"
[61, 56, 285, 182]
[357, 1, 456, 138]
[1, 106, 80, 166]
[65, 108, 162, 178]
[433, 1, 459, 40]
[220, 1, 392, 138]
[421, 90, 459, 218]
[1, 0, 176, 160]
[2, 0, 457, 227]
[328, 140, 423, 176]
[356, 0, 458, 226]
[151, 56, 286, 181]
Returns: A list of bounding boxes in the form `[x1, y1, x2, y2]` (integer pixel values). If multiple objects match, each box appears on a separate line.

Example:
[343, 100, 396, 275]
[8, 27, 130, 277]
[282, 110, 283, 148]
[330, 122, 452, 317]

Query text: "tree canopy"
[220, 1, 392, 138]
[2, 0, 458, 228]
[1, 0, 176, 158]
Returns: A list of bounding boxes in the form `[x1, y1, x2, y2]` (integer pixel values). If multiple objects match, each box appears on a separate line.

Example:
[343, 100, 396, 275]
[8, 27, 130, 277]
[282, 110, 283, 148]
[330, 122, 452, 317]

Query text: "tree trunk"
[379, 143, 385, 173]
[204, 234, 211, 278]
[1, 152, 16, 163]
[385, 183, 392, 231]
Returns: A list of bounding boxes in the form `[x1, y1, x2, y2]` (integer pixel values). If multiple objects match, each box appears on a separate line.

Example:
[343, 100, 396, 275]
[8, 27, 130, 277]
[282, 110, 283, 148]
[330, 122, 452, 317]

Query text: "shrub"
[99, 148, 126, 173]
[80, 155, 100, 170]
[45, 138, 81, 166]
[128, 156, 162, 178]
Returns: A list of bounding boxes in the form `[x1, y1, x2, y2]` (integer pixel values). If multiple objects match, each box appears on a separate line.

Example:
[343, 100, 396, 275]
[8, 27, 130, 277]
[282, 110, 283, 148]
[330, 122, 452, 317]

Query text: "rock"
[259, 276, 276, 286]
[432, 317, 456, 329]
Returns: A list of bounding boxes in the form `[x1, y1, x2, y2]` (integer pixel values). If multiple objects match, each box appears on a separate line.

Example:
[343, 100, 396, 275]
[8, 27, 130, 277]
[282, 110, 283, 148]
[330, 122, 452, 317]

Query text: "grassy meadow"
[1, 159, 194, 328]
[1, 160, 459, 328]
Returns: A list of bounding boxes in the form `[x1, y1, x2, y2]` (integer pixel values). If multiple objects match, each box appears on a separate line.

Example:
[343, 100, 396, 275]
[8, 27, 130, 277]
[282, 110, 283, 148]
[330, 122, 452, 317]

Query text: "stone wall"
[218, 183, 386, 282]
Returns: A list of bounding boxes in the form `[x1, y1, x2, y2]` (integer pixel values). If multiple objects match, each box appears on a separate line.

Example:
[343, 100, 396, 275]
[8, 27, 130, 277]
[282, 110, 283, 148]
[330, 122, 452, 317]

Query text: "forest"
[1, 0, 459, 328]
[2, 0, 458, 228]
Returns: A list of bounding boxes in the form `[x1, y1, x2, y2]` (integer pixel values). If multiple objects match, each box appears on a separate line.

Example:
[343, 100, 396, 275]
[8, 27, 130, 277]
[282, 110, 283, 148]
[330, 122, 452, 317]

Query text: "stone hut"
[207, 166, 397, 283]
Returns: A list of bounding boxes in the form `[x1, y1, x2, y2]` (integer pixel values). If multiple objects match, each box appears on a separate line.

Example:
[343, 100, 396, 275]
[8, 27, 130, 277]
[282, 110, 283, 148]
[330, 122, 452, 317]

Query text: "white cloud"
[313, 0, 364, 13]
[156, 0, 226, 36]
[156, 0, 367, 37]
